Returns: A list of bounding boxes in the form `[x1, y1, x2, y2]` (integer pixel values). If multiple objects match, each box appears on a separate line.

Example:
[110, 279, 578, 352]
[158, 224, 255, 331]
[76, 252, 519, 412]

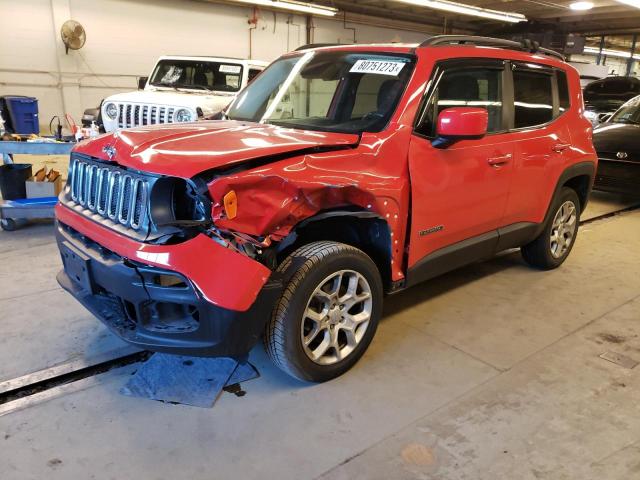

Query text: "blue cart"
[0, 197, 58, 231]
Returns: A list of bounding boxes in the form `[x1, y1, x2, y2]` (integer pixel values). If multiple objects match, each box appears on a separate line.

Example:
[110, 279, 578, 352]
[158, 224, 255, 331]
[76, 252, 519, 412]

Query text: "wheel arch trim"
[277, 209, 394, 290]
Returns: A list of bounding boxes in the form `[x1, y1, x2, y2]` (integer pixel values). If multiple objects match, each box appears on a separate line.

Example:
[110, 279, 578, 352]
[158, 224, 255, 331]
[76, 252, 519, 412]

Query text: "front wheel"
[522, 187, 581, 270]
[264, 241, 383, 382]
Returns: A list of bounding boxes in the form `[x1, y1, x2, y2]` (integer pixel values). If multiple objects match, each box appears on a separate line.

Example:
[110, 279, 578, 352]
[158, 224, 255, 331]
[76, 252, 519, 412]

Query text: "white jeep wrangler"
[90, 56, 268, 132]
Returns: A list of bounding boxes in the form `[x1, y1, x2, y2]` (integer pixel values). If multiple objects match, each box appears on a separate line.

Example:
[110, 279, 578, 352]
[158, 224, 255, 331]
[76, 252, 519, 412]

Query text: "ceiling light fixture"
[614, 0, 640, 8]
[229, 0, 337, 16]
[584, 46, 640, 60]
[393, 0, 526, 23]
[569, 1, 594, 10]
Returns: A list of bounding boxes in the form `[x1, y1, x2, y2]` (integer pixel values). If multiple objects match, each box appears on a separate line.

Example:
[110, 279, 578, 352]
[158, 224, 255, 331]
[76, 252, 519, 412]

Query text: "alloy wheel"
[550, 200, 577, 259]
[301, 269, 373, 365]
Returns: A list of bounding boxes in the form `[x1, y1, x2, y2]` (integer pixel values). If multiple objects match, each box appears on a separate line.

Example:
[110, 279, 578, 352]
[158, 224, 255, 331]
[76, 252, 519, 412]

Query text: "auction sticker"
[220, 64, 242, 74]
[350, 59, 406, 76]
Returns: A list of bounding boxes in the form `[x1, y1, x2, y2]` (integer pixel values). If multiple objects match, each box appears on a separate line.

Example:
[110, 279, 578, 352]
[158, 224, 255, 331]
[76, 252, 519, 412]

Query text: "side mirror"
[137, 76, 148, 90]
[433, 107, 488, 148]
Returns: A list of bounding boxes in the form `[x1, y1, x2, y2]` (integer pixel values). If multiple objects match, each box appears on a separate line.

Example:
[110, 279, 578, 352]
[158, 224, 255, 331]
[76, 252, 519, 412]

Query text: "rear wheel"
[264, 241, 383, 382]
[522, 187, 580, 270]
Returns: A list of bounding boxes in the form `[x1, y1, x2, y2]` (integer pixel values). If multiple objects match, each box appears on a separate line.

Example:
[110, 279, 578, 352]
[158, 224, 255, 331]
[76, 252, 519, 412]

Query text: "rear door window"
[513, 69, 554, 128]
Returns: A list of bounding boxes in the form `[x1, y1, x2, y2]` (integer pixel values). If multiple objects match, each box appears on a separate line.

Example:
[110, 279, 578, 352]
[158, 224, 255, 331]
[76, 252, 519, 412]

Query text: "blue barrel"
[3, 96, 39, 135]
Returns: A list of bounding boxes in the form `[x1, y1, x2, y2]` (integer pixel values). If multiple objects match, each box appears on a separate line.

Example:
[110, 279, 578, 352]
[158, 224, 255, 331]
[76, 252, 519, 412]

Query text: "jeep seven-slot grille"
[117, 103, 175, 129]
[68, 157, 148, 230]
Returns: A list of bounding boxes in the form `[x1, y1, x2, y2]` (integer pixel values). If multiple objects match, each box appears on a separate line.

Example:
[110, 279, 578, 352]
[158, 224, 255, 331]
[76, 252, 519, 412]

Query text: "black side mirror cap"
[138, 77, 148, 90]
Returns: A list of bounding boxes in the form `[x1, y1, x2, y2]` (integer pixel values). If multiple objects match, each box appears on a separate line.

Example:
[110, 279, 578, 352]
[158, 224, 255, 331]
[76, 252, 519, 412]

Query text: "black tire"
[265, 241, 383, 382]
[0, 218, 17, 231]
[522, 187, 581, 270]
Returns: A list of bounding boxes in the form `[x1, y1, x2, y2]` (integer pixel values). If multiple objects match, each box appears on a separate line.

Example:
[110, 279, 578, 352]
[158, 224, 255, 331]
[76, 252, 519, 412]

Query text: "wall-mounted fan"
[60, 20, 86, 54]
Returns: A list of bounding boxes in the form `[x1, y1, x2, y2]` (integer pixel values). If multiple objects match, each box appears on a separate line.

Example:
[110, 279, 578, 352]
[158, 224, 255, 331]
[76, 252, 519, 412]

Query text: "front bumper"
[55, 219, 282, 357]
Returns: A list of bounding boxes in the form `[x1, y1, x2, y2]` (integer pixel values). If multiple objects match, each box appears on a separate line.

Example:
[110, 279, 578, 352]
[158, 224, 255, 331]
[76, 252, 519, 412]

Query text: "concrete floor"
[0, 194, 639, 480]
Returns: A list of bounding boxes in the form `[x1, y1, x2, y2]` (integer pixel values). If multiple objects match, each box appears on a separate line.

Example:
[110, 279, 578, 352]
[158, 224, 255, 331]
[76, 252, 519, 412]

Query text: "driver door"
[407, 59, 513, 271]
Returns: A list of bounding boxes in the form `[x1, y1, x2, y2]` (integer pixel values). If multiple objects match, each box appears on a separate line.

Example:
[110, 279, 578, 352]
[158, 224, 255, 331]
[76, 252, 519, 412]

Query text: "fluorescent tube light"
[584, 46, 640, 60]
[229, 0, 337, 16]
[569, 1, 593, 10]
[393, 0, 526, 23]
[615, 0, 640, 8]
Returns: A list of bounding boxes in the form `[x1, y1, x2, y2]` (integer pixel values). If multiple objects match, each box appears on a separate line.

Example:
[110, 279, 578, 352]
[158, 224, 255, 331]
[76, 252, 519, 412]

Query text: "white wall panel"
[0, 0, 433, 128]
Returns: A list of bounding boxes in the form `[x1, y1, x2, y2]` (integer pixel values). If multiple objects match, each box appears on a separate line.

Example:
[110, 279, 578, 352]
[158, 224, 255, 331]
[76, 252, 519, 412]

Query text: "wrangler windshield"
[149, 59, 243, 92]
[226, 51, 414, 133]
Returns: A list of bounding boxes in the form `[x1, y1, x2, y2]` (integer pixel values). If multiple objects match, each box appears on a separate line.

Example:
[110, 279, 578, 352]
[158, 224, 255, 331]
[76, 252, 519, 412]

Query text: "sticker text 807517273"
[349, 59, 406, 76]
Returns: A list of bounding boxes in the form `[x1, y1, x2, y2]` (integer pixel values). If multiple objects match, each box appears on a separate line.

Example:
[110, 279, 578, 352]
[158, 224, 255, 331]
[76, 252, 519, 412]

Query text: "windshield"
[149, 59, 243, 92]
[609, 96, 640, 124]
[226, 51, 415, 133]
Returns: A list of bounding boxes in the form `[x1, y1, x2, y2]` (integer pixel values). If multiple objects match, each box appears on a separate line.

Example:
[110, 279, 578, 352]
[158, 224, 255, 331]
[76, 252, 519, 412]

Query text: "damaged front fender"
[209, 173, 379, 240]
[205, 145, 411, 282]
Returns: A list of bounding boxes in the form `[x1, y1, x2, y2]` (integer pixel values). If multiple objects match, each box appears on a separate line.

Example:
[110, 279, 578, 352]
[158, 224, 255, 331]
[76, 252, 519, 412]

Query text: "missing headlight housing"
[149, 177, 210, 228]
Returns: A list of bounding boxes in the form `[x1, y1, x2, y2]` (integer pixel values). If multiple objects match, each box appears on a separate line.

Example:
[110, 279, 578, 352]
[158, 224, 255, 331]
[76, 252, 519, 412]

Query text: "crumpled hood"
[73, 121, 360, 178]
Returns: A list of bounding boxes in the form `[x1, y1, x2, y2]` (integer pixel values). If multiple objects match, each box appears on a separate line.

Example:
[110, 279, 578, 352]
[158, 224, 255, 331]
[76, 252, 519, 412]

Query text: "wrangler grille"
[68, 156, 149, 230]
[116, 103, 176, 129]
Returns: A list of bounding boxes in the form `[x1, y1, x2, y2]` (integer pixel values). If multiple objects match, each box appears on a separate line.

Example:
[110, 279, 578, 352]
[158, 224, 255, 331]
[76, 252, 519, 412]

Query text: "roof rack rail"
[294, 43, 350, 51]
[419, 35, 565, 62]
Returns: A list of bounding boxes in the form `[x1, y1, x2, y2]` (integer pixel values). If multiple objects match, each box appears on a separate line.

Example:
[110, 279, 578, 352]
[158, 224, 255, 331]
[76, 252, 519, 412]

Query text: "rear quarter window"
[557, 70, 570, 113]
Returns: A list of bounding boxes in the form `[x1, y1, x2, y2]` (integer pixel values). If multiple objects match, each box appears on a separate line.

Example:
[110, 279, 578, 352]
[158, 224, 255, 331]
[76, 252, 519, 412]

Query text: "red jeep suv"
[56, 36, 597, 382]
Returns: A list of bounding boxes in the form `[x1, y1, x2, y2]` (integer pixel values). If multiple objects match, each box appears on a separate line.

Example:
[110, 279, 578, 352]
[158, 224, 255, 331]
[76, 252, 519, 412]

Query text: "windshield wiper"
[173, 83, 212, 91]
[151, 82, 179, 90]
[151, 82, 212, 91]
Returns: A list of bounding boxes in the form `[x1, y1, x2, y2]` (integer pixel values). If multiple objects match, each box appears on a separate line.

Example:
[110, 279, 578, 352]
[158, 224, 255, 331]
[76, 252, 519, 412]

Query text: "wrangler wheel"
[265, 241, 383, 382]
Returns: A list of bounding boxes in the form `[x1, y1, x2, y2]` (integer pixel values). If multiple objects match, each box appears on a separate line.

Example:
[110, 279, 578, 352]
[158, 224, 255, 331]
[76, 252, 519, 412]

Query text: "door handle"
[552, 143, 570, 153]
[487, 154, 512, 167]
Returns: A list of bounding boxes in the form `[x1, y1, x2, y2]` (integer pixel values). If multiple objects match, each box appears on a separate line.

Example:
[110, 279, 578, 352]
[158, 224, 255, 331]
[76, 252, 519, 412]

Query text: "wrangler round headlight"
[174, 108, 195, 123]
[104, 103, 118, 120]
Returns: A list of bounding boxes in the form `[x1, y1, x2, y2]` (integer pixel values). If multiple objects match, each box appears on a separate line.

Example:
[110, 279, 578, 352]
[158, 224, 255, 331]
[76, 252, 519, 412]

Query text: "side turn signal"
[223, 190, 238, 219]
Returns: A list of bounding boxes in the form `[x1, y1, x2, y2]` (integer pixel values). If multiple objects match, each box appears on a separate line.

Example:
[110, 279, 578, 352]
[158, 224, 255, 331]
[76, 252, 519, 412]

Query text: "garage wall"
[570, 54, 636, 76]
[0, 0, 434, 130]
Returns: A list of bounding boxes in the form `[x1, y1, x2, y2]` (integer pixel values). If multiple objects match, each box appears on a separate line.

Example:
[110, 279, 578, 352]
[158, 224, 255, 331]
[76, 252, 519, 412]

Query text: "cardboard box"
[26, 175, 62, 198]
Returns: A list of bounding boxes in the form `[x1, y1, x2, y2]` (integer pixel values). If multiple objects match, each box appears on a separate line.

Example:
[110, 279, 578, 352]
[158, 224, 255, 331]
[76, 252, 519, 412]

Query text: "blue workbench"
[0, 140, 74, 164]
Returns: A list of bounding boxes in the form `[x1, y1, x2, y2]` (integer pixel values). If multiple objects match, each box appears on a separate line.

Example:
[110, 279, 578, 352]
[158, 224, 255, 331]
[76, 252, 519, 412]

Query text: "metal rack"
[419, 35, 565, 61]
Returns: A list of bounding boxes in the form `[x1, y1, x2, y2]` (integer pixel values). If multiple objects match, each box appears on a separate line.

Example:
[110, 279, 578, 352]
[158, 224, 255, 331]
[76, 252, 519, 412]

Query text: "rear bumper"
[55, 219, 281, 357]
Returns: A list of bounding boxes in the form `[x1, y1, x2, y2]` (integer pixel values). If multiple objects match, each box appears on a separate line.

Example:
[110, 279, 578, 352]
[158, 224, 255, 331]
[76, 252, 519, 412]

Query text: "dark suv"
[56, 36, 597, 382]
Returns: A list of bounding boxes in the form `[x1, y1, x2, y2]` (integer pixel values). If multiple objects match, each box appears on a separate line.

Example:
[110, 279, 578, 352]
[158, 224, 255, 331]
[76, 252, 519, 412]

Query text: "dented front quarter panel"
[208, 126, 414, 281]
